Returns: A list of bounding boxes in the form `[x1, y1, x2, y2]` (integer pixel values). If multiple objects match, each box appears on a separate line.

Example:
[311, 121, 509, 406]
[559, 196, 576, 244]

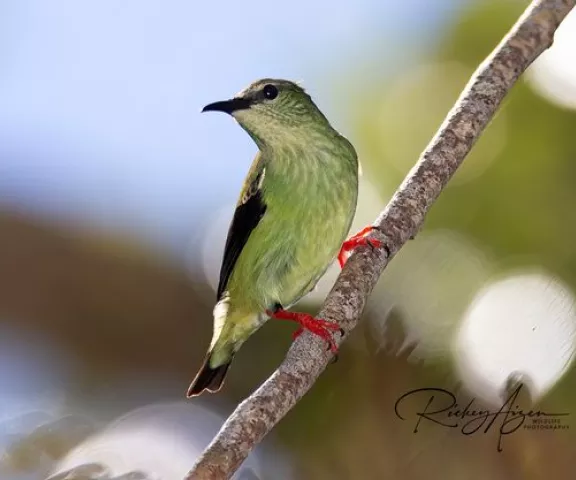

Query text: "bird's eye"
[262, 84, 278, 100]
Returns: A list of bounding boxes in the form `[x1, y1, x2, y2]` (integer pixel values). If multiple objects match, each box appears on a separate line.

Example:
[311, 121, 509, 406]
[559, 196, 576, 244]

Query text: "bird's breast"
[264, 154, 358, 255]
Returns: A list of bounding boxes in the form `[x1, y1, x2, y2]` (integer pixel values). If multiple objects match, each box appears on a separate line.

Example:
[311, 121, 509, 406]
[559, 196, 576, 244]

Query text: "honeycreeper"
[187, 79, 380, 397]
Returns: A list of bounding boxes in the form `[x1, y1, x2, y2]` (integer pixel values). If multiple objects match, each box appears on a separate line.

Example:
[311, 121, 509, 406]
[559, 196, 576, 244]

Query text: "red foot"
[266, 309, 343, 353]
[338, 226, 382, 268]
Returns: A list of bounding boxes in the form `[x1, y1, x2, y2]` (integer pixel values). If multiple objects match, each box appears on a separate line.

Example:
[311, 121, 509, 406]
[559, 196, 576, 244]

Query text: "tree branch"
[186, 1, 575, 478]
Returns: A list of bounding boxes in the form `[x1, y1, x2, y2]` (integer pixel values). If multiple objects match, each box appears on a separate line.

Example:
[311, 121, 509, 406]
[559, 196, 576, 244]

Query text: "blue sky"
[0, 0, 464, 256]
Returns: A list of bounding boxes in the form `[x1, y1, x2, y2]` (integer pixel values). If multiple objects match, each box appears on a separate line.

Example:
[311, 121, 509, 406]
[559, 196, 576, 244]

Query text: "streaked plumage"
[188, 79, 359, 396]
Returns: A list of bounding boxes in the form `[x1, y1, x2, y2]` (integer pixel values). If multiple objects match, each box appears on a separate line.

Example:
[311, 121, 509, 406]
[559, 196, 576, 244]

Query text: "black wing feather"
[216, 169, 267, 300]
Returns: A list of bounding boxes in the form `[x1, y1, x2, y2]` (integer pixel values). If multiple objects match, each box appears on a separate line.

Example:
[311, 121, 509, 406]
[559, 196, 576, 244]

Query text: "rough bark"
[186, 1, 576, 478]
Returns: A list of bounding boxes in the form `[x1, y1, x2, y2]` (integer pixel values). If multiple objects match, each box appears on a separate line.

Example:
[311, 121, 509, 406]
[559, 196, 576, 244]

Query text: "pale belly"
[275, 215, 347, 307]
[255, 189, 356, 310]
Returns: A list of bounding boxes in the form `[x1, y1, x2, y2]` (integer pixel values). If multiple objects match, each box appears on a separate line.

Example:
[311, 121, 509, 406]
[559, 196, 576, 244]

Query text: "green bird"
[187, 79, 380, 397]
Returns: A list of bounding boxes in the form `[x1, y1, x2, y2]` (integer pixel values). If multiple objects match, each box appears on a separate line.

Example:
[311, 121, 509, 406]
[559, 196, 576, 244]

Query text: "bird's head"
[202, 78, 331, 149]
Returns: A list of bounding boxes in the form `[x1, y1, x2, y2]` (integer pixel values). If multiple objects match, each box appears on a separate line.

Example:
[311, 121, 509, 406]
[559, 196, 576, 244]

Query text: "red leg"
[338, 226, 383, 268]
[266, 309, 343, 353]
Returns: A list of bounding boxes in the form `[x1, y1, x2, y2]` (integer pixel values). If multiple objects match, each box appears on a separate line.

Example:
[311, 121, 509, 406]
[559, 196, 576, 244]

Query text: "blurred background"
[1, 0, 575, 478]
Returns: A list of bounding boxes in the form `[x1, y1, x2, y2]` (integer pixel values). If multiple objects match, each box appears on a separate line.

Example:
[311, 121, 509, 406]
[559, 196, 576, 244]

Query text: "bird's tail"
[187, 350, 234, 397]
[187, 302, 262, 397]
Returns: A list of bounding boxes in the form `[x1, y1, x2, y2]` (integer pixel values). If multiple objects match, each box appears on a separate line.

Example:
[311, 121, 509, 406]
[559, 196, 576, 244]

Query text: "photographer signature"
[394, 385, 569, 451]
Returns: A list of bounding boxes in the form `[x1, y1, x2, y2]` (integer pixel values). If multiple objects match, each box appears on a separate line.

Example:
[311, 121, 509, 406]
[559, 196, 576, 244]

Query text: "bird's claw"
[292, 327, 304, 340]
[269, 309, 342, 354]
[328, 328, 346, 363]
[338, 226, 384, 268]
[329, 349, 339, 364]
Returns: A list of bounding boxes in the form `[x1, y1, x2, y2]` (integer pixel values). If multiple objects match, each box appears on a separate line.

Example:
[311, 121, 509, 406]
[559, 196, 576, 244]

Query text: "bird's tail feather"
[187, 351, 233, 397]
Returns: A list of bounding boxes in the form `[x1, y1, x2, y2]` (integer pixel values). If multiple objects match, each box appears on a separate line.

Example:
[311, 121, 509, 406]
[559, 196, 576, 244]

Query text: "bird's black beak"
[201, 97, 252, 114]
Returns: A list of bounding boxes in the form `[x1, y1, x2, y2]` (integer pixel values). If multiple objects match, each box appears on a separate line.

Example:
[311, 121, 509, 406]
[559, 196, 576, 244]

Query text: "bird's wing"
[217, 153, 267, 300]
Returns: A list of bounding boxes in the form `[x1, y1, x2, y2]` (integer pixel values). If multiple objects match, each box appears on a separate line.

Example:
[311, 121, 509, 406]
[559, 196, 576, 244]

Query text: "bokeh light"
[369, 230, 494, 357]
[528, 9, 576, 110]
[51, 403, 289, 480]
[454, 271, 576, 405]
[0, 325, 71, 424]
[361, 62, 507, 188]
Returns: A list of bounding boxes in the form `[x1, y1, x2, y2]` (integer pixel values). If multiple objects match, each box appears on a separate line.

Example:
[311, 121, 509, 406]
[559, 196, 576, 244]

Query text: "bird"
[187, 78, 381, 397]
